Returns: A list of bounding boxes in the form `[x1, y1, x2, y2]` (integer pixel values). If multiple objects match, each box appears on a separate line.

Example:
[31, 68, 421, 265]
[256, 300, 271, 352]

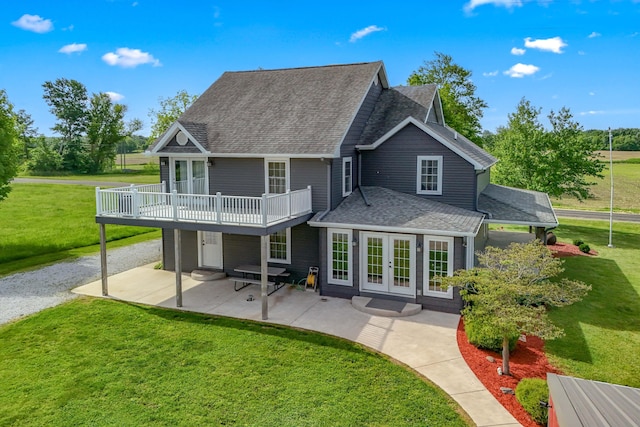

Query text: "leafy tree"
[407, 52, 488, 145]
[85, 93, 127, 173]
[441, 241, 590, 375]
[0, 90, 20, 203]
[42, 78, 89, 171]
[14, 109, 39, 161]
[490, 98, 604, 200]
[27, 137, 63, 173]
[148, 90, 198, 140]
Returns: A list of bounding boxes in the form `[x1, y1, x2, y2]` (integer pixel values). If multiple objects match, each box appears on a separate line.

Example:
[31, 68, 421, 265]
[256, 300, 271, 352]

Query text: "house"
[95, 61, 557, 318]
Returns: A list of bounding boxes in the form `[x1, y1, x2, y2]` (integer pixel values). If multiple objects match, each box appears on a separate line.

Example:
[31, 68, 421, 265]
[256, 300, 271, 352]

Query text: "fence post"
[172, 189, 178, 221]
[95, 187, 102, 215]
[132, 189, 140, 218]
[216, 192, 222, 224]
[262, 193, 268, 226]
[287, 189, 292, 218]
[307, 185, 312, 212]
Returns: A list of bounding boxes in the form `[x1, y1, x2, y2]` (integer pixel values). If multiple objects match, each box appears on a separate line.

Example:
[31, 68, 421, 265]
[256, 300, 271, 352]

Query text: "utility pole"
[608, 128, 614, 248]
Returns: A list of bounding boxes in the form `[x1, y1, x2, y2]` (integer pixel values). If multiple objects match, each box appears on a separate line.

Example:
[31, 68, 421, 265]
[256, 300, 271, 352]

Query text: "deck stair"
[191, 269, 227, 281]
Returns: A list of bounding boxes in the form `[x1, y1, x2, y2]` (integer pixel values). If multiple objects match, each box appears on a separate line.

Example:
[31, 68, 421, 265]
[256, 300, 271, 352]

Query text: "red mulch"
[547, 241, 598, 258]
[457, 240, 592, 426]
[457, 319, 561, 426]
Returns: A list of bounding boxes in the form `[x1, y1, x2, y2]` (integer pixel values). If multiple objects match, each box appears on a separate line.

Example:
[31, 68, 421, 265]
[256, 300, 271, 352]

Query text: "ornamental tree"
[441, 241, 590, 375]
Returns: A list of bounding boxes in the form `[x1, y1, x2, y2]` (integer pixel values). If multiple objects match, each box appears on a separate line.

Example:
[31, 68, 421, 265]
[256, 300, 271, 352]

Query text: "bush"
[579, 243, 591, 254]
[465, 317, 519, 353]
[572, 238, 584, 247]
[515, 378, 549, 425]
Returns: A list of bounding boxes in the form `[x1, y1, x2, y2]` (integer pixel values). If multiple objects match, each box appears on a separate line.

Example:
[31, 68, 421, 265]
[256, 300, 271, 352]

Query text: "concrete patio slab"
[73, 264, 521, 426]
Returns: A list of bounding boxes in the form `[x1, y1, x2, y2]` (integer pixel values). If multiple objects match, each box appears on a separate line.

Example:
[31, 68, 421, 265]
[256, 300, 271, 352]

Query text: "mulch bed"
[457, 240, 591, 426]
[547, 241, 597, 257]
[457, 320, 561, 427]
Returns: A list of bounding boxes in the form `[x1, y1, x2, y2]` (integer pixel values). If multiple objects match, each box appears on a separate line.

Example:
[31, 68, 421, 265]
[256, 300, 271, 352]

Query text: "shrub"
[465, 317, 519, 353]
[515, 378, 549, 425]
[572, 238, 584, 247]
[579, 243, 591, 254]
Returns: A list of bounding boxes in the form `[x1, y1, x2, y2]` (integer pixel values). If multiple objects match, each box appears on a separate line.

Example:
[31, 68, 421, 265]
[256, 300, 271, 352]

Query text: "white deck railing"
[96, 182, 313, 227]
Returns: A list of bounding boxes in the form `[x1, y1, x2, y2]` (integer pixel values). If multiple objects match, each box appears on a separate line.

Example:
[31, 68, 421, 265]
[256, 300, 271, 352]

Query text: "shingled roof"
[478, 184, 558, 227]
[309, 186, 484, 236]
[150, 62, 384, 157]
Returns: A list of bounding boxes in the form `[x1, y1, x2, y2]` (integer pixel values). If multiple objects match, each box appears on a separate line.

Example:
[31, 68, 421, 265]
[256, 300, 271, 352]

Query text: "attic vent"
[454, 131, 458, 140]
[176, 131, 188, 146]
[374, 75, 379, 86]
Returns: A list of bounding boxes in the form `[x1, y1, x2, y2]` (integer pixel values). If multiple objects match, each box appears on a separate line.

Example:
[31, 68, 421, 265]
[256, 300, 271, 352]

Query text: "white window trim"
[264, 158, 290, 194]
[169, 157, 209, 194]
[423, 236, 454, 299]
[327, 228, 352, 286]
[416, 155, 443, 195]
[342, 157, 353, 197]
[267, 227, 291, 264]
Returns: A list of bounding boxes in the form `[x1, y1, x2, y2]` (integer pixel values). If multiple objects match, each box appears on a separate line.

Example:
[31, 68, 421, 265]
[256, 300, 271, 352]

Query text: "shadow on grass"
[546, 256, 640, 364]
[124, 301, 367, 355]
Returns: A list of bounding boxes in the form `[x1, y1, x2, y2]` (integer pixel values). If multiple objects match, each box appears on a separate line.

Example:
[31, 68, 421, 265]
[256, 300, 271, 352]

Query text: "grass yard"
[545, 219, 640, 387]
[0, 298, 469, 427]
[0, 183, 160, 276]
[20, 171, 159, 184]
[551, 153, 640, 213]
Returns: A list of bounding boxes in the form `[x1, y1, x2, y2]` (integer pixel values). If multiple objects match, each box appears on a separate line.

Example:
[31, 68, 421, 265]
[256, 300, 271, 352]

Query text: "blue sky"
[2, 0, 639, 136]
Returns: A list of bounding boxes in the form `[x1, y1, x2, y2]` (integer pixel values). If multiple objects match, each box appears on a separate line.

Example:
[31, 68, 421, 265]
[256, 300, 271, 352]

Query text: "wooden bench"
[231, 277, 284, 295]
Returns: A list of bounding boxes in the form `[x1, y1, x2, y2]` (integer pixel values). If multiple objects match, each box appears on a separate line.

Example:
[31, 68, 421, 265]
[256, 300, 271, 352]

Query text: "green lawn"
[545, 219, 640, 387]
[0, 298, 469, 427]
[0, 183, 159, 276]
[551, 161, 640, 213]
[20, 171, 159, 184]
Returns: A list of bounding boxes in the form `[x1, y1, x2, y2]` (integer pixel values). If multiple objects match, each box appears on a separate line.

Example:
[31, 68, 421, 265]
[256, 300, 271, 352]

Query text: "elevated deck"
[95, 183, 313, 234]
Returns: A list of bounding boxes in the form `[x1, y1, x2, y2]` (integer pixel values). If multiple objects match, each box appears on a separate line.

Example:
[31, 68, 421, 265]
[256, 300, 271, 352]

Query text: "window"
[416, 156, 443, 195]
[268, 228, 291, 264]
[342, 157, 352, 197]
[328, 228, 352, 286]
[265, 159, 289, 194]
[423, 237, 454, 298]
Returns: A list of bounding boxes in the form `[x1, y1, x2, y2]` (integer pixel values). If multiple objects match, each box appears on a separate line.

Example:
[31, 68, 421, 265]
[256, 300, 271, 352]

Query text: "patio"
[73, 264, 520, 427]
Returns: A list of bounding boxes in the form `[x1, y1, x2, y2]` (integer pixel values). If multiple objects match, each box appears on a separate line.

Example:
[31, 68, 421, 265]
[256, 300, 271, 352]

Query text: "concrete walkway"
[74, 265, 520, 426]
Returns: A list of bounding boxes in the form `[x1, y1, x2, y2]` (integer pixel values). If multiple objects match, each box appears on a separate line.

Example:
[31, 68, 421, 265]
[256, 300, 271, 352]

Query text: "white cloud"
[504, 63, 540, 78]
[58, 43, 87, 54]
[589, 91, 595, 96]
[349, 25, 385, 43]
[578, 50, 586, 55]
[105, 91, 124, 102]
[579, 110, 605, 116]
[524, 36, 567, 53]
[511, 47, 526, 55]
[483, 70, 499, 77]
[464, 0, 522, 13]
[588, 31, 601, 38]
[12, 14, 53, 33]
[132, 1, 139, 6]
[102, 47, 161, 68]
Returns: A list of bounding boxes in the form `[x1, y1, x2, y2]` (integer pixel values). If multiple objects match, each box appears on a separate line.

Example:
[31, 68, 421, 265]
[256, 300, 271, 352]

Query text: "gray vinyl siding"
[160, 158, 170, 191]
[222, 224, 319, 281]
[361, 123, 477, 210]
[291, 159, 329, 212]
[162, 229, 199, 272]
[209, 158, 264, 197]
[476, 168, 490, 201]
[318, 228, 361, 299]
[331, 79, 383, 208]
[427, 107, 437, 123]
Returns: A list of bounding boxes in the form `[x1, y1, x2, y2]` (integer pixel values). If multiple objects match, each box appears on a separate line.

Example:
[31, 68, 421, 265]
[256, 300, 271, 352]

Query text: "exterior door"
[361, 232, 415, 296]
[198, 231, 223, 269]
[173, 159, 207, 194]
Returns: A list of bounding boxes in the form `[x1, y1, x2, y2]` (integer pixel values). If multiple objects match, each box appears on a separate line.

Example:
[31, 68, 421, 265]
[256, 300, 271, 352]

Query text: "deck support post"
[174, 228, 183, 307]
[260, 234, 268, 320]
[99, 223, 108, 296]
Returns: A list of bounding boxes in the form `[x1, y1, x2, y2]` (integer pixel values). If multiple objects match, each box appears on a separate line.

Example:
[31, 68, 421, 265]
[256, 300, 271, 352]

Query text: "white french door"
[360, 232, 416, 296]
[198, 231, 223, 269]
[172, 159, 207, 194]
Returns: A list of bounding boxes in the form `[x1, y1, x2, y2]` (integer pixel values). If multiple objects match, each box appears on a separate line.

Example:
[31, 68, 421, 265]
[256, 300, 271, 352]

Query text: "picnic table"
[232, 264, 290, 295]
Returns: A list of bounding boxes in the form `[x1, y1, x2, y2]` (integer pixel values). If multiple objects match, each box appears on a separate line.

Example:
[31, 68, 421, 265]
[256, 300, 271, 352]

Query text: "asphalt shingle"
[478, 184, 558, 226]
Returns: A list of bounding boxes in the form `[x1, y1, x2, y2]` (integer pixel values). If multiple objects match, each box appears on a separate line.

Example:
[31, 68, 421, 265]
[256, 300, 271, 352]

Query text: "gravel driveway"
[0, 239, 162, 325]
